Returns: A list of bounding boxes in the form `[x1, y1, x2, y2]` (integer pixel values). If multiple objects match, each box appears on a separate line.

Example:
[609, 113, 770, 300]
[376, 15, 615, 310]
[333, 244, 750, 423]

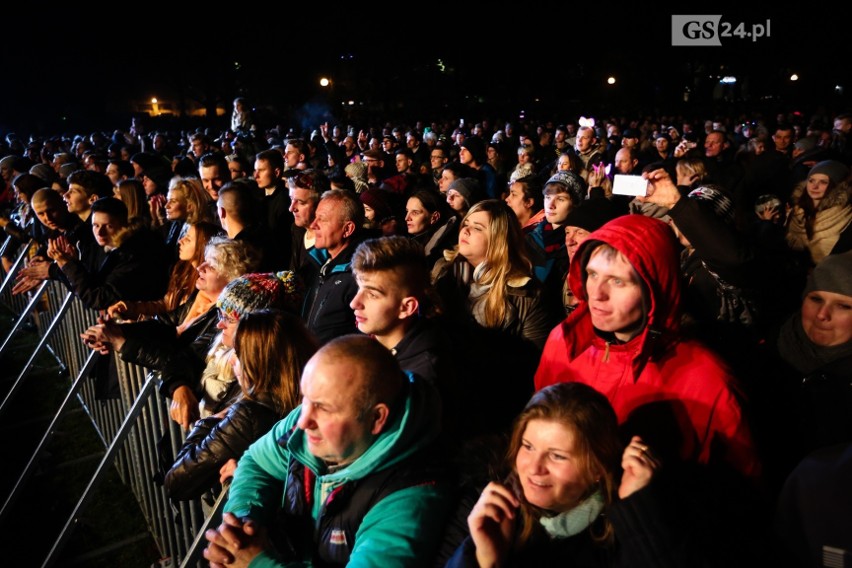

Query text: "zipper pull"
[603, 341, 610, 362]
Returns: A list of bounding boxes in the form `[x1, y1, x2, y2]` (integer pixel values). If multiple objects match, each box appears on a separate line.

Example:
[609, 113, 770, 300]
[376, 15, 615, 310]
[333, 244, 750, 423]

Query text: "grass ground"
[0, 304, 164, 567]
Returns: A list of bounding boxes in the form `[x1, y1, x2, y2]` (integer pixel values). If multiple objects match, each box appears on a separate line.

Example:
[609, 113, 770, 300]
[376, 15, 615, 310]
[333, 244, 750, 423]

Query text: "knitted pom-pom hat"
[217, 271, 303, 320]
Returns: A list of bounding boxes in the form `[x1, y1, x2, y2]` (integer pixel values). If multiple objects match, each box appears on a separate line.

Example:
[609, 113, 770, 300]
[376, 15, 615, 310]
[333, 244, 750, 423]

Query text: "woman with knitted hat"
[446, 177, 485, 218]
[786, 159, 852, 264]
[164, 309, 317, 504]
[195, 270, 304, 419]
[752, 250, 852, 496]
[359, 186, 402, 236]
[405, 188, 455, 270]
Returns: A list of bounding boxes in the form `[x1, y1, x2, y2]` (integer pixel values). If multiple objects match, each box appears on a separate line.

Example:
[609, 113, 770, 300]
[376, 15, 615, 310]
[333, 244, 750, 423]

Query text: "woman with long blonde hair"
[433, 199, 552, 343]
[432, 200, 560, 434]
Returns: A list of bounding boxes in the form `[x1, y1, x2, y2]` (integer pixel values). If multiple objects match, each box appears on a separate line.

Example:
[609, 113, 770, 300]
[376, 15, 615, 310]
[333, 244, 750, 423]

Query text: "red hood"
[568, 214, 682, 351]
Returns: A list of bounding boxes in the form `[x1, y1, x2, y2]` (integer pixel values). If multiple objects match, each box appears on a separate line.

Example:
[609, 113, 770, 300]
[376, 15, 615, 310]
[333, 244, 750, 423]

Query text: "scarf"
[469, 262, 493, 325]
[539, 490, 605, 538]
[777, 311, 852, 375]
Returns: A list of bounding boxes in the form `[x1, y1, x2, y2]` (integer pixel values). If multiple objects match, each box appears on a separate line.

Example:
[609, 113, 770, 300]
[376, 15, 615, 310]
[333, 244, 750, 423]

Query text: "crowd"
[2, 99, 851, 567]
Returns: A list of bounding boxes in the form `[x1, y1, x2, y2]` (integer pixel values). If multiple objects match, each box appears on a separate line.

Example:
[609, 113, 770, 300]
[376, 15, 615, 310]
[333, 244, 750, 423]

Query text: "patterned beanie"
[217, 271, 303, 319]
[687, 184, 735, 225]
[545, 171, 586, 205]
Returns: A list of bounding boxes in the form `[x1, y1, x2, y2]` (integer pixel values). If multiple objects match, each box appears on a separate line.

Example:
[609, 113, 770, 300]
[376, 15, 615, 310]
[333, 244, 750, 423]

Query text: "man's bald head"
[318, 334, 405, 417]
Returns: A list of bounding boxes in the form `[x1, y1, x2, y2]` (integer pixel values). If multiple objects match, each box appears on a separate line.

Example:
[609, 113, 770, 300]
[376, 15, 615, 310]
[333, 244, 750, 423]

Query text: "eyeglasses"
[217, 311, 238, 325]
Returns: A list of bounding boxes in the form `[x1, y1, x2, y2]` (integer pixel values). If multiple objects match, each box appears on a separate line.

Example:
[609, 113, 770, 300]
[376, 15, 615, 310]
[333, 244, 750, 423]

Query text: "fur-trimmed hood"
[791, 178, 852, 212]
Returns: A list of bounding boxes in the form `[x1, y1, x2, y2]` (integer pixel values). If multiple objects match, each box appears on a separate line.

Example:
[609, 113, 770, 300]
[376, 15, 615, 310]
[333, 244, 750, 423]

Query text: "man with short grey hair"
[303, 189, 365, 344]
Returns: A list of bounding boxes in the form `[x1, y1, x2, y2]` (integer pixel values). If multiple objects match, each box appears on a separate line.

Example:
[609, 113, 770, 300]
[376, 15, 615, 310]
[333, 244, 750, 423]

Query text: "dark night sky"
[2, 9, 850, 136]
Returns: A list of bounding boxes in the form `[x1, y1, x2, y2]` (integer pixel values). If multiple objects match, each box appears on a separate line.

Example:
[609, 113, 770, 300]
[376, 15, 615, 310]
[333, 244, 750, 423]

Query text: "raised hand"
[619, 436, 661, 499]
[467, 481, 519, 568]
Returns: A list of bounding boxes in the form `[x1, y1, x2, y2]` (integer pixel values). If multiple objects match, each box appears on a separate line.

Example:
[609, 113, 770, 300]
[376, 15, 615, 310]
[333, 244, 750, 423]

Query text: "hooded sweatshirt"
[535, 215, 759, 480]
[224, 373, 451, 568]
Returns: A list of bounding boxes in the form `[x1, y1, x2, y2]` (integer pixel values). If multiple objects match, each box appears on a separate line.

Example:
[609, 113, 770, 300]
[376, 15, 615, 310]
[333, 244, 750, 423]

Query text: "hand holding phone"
[612, 174, 649, 197]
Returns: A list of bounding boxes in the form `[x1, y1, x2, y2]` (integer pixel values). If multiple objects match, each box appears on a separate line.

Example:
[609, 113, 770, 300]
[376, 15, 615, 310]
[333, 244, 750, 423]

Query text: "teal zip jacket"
[224, 373, 452, 567]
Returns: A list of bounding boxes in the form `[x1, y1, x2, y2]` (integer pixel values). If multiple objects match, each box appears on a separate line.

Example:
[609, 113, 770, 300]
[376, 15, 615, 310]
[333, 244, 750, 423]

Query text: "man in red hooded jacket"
[534, 213, 760, 480]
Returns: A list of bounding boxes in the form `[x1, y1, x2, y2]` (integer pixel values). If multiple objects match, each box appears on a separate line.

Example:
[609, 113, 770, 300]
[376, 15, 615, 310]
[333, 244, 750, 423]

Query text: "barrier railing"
[0, 249, 216, 567]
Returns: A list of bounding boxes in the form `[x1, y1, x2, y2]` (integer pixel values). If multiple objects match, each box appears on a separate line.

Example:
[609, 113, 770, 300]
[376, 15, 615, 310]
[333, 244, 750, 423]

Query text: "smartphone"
[612, 174, 649, 197]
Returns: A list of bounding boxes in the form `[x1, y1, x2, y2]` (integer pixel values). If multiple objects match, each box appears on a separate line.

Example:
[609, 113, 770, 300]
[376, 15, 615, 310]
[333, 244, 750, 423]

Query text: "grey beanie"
[805, 250, 852, 298]
[30, 163, 57, 184]
[448, 177, 483, 206]
[59, 163, 78, 179]
[808, 160, 850, 186]
[794, 136, 817, 153]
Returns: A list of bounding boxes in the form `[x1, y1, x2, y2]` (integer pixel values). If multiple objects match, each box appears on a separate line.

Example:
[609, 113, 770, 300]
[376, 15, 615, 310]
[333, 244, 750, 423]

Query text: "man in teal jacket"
[204, 334, 452, 567]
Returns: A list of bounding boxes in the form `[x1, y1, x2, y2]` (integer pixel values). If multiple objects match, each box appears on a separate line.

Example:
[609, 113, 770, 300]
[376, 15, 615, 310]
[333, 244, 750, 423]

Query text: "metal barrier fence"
[0, 236, 218, 567]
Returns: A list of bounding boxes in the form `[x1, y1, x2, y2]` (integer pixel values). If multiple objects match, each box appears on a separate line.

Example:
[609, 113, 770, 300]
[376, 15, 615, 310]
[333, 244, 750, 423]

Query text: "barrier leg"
[0, 350, 99, 521]
[0, 280, 50, 360]
[41, 375, 159, 568]
[0, 290, 74, 420]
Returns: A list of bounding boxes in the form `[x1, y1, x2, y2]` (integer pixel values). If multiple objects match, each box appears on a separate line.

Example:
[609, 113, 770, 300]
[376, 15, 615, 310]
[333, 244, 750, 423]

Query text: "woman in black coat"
[444, 383, 704, 568]
[751, 250, 852, 497]
[164, 310, 317, 502]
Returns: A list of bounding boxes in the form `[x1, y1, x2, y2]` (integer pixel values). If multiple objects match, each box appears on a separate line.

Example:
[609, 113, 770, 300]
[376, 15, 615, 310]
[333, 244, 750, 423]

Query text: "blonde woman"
[432, 199, 555, 349]
[167, 176, 215, 225]
[675, 157, 708, 191]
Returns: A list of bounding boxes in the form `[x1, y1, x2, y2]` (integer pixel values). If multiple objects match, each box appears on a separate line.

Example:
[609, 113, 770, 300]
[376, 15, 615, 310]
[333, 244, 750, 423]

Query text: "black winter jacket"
[164, 394, 282, 501]
[118, 297, 219, 397]
[60, 226, 169, 310]
[304, 241, 361, 344]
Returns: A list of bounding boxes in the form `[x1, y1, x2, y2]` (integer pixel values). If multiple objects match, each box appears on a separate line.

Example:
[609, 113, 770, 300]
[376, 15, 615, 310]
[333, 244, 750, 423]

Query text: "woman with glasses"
[164, 308, 317, 504]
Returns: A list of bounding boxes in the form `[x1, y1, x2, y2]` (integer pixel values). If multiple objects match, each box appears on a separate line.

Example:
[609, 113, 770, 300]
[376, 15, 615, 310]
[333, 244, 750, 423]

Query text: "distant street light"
[607, 76, 616, 85]
[320, 77, 331, 87]
[790, 74, 799, 81]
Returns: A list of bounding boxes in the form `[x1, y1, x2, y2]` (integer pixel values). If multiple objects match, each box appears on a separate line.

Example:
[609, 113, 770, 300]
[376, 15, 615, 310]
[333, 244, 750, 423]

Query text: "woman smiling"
[445, 383, 692, 568]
